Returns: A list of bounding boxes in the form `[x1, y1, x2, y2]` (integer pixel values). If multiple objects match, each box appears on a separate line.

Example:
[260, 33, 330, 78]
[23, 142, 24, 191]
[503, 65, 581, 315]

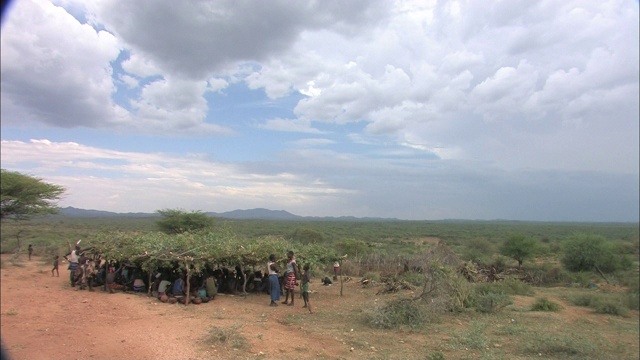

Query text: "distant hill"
[207, 208, 299, 220]
[56, 207, 398, 221]
[57, 207, 160, 218]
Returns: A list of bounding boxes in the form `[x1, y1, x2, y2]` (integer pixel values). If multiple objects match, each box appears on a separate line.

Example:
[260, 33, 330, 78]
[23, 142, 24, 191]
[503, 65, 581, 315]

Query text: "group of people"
[53, 241, 315, 312]
[151, 271, 218, 304]
[267, 251, 312, 313]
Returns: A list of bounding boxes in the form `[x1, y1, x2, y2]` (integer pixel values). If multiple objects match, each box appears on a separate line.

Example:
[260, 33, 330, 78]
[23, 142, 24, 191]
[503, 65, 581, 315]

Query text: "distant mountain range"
[56, 206, 399, 222]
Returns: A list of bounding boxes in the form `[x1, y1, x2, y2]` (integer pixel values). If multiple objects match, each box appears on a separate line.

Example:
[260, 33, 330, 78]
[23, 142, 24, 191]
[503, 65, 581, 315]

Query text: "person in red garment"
[282, 251, 300, 306]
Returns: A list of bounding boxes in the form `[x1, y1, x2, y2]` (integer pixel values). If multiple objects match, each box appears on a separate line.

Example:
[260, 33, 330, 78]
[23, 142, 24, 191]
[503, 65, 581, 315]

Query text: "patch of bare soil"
[0, 255, 368, 360]
[2, 255, 638, 360]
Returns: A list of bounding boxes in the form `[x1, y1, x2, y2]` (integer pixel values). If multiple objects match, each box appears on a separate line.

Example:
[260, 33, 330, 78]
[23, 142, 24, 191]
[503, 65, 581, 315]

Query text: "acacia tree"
[499, 234, 538, 268]
[1, 169, 65, 220]
[561, 233, 626, 275]
[156, 208, 214, 234]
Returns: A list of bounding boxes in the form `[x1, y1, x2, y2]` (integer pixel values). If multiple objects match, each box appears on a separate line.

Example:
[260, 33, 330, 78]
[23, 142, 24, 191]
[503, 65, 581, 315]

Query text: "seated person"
[172, 277, 186, 296]
[197, 286, 209, 302]
[253, 271, 263, 293]
[158, 279, 171, 297]
[132, 278, 146, 292]
[205, 274, 217, 299]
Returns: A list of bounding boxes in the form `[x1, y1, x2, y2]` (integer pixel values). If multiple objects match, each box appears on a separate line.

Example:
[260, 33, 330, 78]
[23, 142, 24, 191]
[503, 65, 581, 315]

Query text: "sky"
[1, 0, 638, 222]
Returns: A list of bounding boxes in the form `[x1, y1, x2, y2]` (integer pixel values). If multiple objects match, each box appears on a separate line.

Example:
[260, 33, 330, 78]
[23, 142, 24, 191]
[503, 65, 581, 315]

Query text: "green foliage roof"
[91, 225, 337, 275]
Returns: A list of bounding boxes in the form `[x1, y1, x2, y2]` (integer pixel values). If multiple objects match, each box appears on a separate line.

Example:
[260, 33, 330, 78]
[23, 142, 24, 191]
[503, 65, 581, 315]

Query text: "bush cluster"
[522, 264, 567, 286]
[473, 291, 513, 313]
[594, 300, 629, 317]
[367, 298, 429, 330]
[474, 277, 534, 297]
[568, 291, 631, 316]
[530, 297, 562, 312]
[561, 234, 632, 273]
[366, 262, 472, 329]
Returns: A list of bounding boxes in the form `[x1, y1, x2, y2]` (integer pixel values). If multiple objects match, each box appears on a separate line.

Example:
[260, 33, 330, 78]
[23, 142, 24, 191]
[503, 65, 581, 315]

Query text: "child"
[301, 264, 312, 313]
[52, 255, 59, 277]
[28, 244, 33, 261]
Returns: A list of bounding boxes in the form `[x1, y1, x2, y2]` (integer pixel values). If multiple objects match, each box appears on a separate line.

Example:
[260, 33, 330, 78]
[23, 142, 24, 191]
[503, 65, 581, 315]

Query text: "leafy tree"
[156, 209, 214, 234]
[561, 233, 624, 273]
[334, 238, 371, 259]
[1, 169, 65, 220]
[499, 234, 538, 267]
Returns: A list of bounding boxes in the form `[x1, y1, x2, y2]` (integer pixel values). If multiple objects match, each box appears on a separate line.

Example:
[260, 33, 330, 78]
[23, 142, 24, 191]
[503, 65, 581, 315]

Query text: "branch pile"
[376, 278, 417, 294]
[459, 261, 527, 283]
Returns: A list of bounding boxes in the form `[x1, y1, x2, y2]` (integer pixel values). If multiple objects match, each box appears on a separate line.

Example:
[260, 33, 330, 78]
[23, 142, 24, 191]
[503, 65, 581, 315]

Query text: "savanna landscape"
[1, 216, 639, 360]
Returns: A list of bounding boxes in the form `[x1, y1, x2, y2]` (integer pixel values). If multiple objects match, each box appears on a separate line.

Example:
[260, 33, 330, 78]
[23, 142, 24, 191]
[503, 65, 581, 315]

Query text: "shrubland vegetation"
[1, 211, 638, 359]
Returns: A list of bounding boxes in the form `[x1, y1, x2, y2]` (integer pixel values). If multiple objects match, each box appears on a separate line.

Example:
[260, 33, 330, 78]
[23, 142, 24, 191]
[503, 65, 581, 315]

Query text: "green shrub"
[474, 292, 513, 313]
[561, 233, 629, 273]
[416, 262, 472, 312]
[502, 277, 535, 295]
[492, 255, 507, 270]
[362, 271, 380, 282]
[568, 293, 597, 307]
[626, 278, 640, 310]
[564, 271, 593, 288]
[460, 238, 495, 265]
[568, 291, 635, 313]
[474, 277, 534, 297]
[522, 264, 567, 286]
[530, 297, 562, 312]
[626, 291, 639, 311]
[400, 271, 425, 287]
[367, 298, 428, 330]
[594, 300, 629, 317]
[205, 324, 248, 350]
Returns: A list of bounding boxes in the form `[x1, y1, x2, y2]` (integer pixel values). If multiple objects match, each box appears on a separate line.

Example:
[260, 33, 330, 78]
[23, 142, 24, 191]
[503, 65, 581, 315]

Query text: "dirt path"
[0, 255, 357, 360]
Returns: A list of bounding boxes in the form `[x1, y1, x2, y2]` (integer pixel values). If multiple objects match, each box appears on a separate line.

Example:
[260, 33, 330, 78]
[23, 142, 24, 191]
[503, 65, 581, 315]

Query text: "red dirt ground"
[2, 255, 638, 360]
[0, 255, 365, 360]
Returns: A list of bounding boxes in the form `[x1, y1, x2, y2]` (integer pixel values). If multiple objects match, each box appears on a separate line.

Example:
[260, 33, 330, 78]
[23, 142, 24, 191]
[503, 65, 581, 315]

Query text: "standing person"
[333, 261, 340, 280]
[301, 264, 313, 313]
[64, 241, 81, 286]
[282, 251, 300, 306]
[51, 255, 59, 277]
[267, 254, 280, 306]
[28, 244, 33, 260]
